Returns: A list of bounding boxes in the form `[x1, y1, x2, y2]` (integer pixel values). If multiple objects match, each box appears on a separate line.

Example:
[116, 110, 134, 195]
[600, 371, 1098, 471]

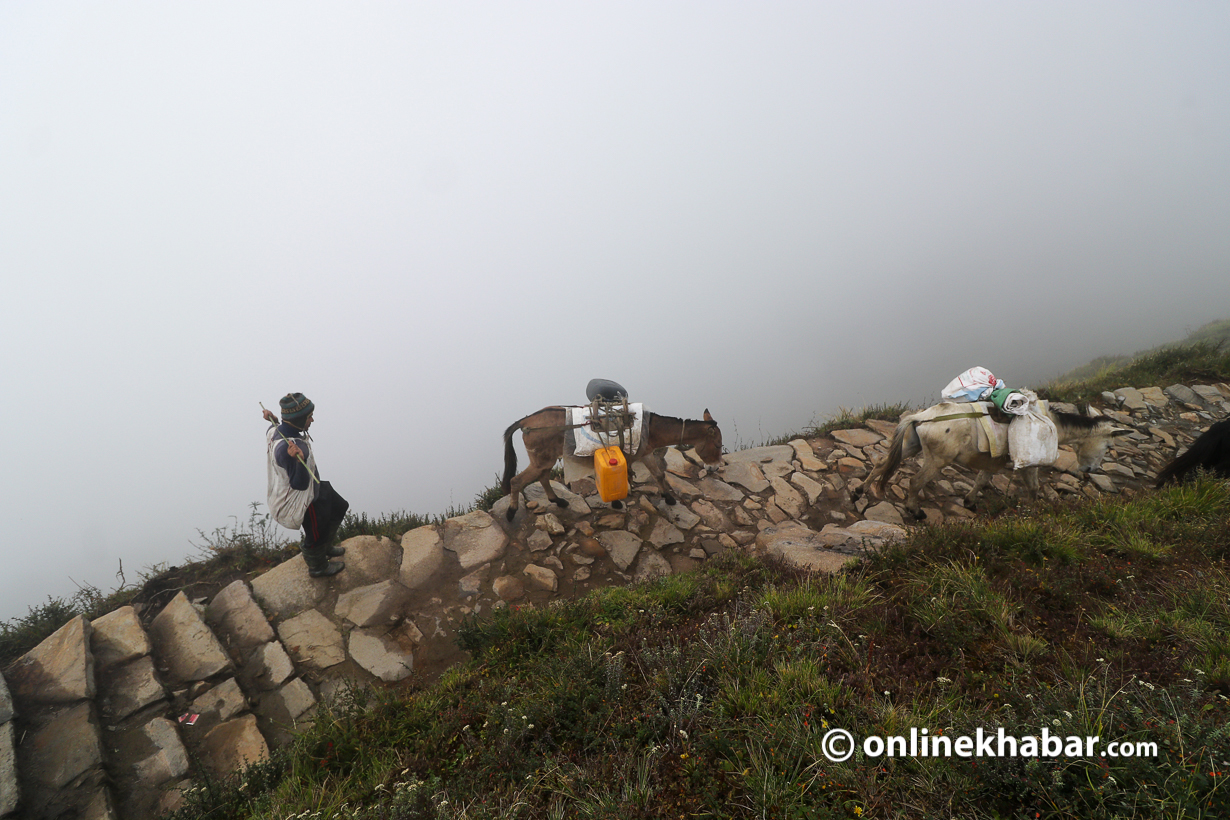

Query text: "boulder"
[90, 606, 151, 671]
[723, 445, 796, 464]
[493, 575, 525, 602]
[198, 714, 269, 779]
[6, 615, 95, 706]
[0, 721, 17, 817]
[0, 671, 13, 725]
[205, 580, 275, 657]
[335, 579, 411, 628]
[633, 550, 673, 583]
[756, 523, 857, 573]
[334, 535, 402, 592]
[190, 678, 248, 728]
[523, 564, 558, 592]
[97, 656, 166, 722]
[830, 428, 884, 448]
[441, 511, 508, 571]
[277, 610, 345, 671]
[720, 460, 770, 493]
[400, 525, 445, 589]
[596, 531, 643, 572]
[250, 555, 329, 621]
[244, 641, 295, 692]
[20, 702, 103, 790]
[147, 593, 230, 685]
[697, 477, 745, 502]
[349, 625, 417, 682]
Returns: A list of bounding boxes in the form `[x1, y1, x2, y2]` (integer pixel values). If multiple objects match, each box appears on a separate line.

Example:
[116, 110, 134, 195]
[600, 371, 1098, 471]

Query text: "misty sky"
[2, 2, 1229, 620]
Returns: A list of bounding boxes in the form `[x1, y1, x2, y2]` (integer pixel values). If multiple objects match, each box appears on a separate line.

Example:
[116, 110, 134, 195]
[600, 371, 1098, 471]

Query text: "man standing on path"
[263, 392, 347, 578]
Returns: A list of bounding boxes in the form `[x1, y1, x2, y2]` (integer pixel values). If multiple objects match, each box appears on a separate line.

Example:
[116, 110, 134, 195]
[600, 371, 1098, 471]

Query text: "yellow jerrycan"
[594, 445, 629, 502]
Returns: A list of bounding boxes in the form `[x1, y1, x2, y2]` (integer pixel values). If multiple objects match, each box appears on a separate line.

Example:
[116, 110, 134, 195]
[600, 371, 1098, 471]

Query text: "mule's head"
[694, 409, 724, 465]
[1070, 420, 1133, 473]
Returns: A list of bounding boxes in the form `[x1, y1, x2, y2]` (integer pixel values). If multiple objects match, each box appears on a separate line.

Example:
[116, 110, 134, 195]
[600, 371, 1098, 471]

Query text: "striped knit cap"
[279, 392, 314, 422]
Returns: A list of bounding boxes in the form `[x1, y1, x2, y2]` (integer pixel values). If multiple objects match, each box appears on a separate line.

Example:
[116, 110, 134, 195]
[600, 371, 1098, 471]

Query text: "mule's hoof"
[663, 495, 677, 506]
[611, 500, 623, 510]
[912, 509, 927, 521]
[553, 498, 568, 508]
[505, 508, 516, 522]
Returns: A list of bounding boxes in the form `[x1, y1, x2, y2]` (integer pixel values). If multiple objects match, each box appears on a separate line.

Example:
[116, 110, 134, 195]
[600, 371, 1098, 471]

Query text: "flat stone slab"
[830, 428, 884, 448]
[1138, 386, 1168, 407]
[401, 525, 446, 589]
[696, 476, 745, 502]
[6, 615, 95, 706]
[818, 520, 908, 551]
[349, 625, 417, 682]
[90, 606, 150, 671]
[596, 531, 642, 572]
[335, 579, 410, 628]
[1165, 384, 1202, 406]
[441, 510, 509, 571]
[490, 480, 591, 521]
[633, 550, 672, 583]
[719, 460, 770, 492]
[147, 592, 230, 685]
[863, 501, 906, 526]
[205, 580, 276, 657]
[756, 523, 859, 573]
[251, 555, 330, 621]
[723, 445, 796, 465]
[277, 610, 345, 671]
[648, 517, 685, 548]
[770, 476, 805, 518]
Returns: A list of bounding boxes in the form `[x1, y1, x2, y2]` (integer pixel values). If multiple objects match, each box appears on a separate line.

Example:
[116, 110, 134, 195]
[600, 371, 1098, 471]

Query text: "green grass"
[1041, 340, 1230, 404]
[165, 477, 1230, 820]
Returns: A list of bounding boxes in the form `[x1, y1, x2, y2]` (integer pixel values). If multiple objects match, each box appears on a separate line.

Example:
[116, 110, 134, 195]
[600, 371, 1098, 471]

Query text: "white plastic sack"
[941, 366, 1005, 403]
[1008, 390, 1058, 469]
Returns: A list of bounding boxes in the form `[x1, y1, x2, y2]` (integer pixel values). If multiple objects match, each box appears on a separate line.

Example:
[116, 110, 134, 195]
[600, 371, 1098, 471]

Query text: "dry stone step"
[147, 593, 231, 686]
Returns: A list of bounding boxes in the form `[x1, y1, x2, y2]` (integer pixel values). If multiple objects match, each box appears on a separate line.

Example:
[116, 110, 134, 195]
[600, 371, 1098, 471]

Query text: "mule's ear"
[1111, 427, 1134, 437]
[703, 409, 713, 422]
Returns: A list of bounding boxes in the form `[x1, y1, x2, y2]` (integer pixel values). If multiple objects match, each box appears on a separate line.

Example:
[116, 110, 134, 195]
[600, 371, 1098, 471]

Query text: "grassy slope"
[161, 333, 1230, 819]
[172, 482, 1230, 820]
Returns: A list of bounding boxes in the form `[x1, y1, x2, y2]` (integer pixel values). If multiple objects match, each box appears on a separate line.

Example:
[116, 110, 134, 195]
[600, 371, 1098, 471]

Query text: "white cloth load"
[568, 403, 645, 457]
[1003, 388, 1058, 470]
[941, 366, 1005, 402]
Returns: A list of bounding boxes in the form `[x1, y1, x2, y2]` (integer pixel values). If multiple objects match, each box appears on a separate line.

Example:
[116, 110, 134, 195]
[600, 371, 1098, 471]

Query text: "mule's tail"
[501, 418, 524, 495]
[875, 419, 913, 495]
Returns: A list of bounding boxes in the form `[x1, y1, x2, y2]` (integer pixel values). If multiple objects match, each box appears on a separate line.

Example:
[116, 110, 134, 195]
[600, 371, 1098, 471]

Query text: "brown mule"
[501, 407, 723, 521]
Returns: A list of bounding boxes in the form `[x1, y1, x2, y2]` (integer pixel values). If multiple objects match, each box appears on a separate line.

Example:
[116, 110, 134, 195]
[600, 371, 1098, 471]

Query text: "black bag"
[586, 379, 628, 402]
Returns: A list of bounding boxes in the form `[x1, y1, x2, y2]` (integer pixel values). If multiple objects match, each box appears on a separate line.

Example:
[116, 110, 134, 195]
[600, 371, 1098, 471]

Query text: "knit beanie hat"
[279, 392, 314, 422]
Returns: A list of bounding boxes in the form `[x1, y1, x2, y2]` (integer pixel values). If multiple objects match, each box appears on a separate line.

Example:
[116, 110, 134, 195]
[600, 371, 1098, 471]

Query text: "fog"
[2, 2, 1229, 620]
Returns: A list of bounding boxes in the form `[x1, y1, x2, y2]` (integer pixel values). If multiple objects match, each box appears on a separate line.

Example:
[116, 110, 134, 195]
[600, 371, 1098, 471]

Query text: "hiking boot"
[327, 545, 346, 558]
[307, 560, 345, 578]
